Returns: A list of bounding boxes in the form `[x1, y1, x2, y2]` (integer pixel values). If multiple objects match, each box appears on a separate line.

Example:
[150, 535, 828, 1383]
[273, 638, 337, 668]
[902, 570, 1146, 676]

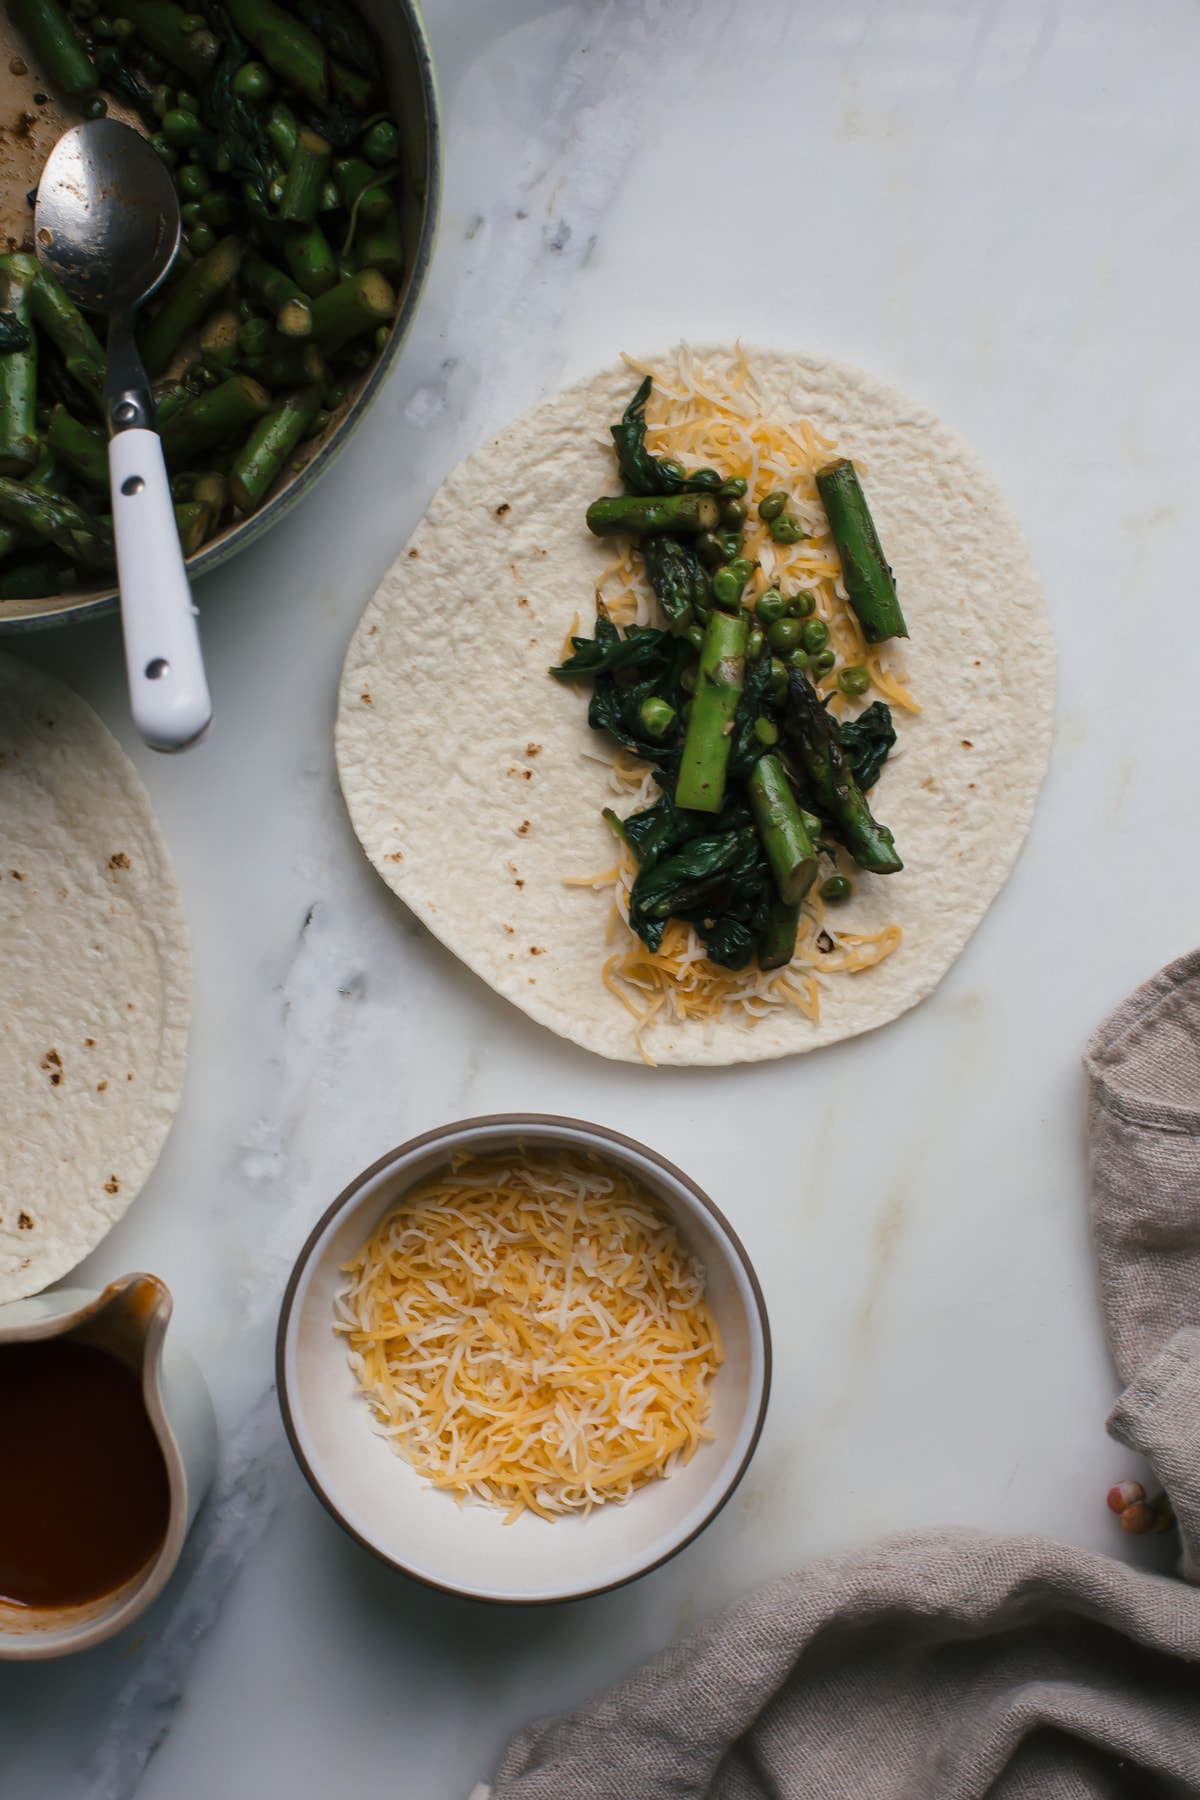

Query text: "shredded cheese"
[335, 1152, 723, 1522]
[578, 347, 914, 1057]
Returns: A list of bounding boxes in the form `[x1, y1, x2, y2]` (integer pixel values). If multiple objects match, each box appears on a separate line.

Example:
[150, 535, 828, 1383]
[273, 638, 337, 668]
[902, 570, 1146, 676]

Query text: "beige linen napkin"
[485, 951, 1200, 1798]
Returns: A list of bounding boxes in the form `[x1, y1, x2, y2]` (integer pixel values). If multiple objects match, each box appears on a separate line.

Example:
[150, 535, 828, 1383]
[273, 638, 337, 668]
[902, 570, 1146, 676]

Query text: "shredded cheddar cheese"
[335, 1152, 723, 1521]
[573, 347, 914, 1059]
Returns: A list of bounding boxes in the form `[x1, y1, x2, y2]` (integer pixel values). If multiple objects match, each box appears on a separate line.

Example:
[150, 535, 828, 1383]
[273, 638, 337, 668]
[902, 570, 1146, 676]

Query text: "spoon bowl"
[35, 119, 179, 316]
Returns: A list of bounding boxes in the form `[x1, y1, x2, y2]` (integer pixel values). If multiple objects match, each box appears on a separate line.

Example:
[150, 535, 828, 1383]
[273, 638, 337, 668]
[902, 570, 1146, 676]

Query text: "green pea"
[305, 408, 331, 438]
[811, 649, 836, 676]
[200, 190, 236, 227]
[745, 626, 766, 662]
[112, 16, 136, 41]
[720, 498, 747, 530]
[758, 489, 788, 522]
[162, 108, 203, 148]
[684, 624, 706, 652]
[639, 697, 677, 741]
[657, 457, 687, 484]
[82, 94, 107, 118]
[177, 15, 205, 32]
[169, 471, 196, 500]
[769, 513, 806, 544]
[822, 876, 853, 903]
[323, 379, 350, 410]
[686, 467, 722, 491]
[753, 717, 779, 747]
[232, 60, 273, 101]
[838, 665, 870, 697]
[801, 618, 830, 653]
[344, 343, 373, 369]
[786, 648, 809, 672]
[187, 223, 217, 256]
[320, 180, 340, 212]
[680, 665, 698, 695]
[362, 118, 400, 166]
[728, 556, 757, 584]
[767, 659, 789, 702]
[787, 588, 815, 617]
[177, 162, 210, 198]
[711, 566, 744, 610]
[180, 200, 204, 227]
[767, 617, 803, 654]
[149, 133, 177, 165]
[152, 83, 173, 120]
[755, 589, 786, 625]
[715, 529, 743, 561]
[178, 90, 202, 113]
[695, 531, 724, 568]
[718, 476, 747, 499]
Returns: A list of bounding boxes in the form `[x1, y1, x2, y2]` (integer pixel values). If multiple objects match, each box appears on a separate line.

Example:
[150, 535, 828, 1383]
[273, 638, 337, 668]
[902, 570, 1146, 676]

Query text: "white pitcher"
[0, 1272, 216, 1660]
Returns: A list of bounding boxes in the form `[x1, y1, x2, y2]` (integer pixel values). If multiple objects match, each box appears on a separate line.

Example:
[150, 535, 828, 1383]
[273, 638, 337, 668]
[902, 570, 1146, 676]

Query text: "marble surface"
[2, 1, 1197, 1793]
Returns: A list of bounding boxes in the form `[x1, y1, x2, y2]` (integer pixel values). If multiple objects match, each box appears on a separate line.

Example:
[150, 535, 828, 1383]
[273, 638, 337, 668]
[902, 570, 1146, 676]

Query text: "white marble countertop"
[2, 1, 1196, 1793]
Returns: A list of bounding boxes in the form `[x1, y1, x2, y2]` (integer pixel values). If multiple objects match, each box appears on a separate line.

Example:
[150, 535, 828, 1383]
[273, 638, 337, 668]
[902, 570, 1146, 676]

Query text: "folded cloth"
[486, 952, 1200, 1799]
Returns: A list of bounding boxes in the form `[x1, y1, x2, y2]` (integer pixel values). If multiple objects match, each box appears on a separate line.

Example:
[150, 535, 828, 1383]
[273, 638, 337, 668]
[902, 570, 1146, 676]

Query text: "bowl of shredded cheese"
[276, 1115, 771, 1603]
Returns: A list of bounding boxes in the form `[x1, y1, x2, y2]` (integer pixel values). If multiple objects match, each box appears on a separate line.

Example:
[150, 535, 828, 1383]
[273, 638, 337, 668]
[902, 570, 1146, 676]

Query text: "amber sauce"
[0, 1338, 170, 1609]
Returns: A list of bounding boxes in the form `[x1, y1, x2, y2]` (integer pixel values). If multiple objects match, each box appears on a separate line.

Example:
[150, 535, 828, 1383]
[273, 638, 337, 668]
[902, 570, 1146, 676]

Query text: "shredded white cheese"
[335, 1152, 723, 1522]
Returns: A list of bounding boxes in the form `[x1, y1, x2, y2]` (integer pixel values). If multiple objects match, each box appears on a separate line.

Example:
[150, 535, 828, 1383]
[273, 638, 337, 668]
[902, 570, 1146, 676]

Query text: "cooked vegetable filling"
[0, 0, 405, 600]
[553, 351, 919, 1053]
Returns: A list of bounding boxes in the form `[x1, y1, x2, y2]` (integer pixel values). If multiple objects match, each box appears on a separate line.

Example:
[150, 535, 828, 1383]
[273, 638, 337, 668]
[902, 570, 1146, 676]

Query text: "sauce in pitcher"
[0, 1337, 170, 1608]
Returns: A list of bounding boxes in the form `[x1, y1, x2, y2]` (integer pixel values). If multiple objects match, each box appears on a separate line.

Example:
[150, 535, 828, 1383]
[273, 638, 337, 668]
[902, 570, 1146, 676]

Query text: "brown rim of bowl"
[275, 1112, 773, 1607]
[0, 0, 442, 635]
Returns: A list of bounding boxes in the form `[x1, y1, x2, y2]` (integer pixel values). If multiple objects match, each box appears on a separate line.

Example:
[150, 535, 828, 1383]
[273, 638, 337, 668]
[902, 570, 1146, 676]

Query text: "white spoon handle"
[110, 427, 212, 753]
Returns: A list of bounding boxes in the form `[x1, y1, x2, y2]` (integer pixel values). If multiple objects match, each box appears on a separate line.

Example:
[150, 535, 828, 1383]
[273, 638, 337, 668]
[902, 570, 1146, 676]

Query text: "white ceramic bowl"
[277, 1115, 771, 1604]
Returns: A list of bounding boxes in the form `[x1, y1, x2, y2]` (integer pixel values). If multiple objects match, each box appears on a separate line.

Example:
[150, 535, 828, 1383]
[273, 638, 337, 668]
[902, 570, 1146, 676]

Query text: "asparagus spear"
[308, 267, 393, 352]
[283, 220, 338, 296]
[356, 203, 404, 282]
[226, 0, 329, 104]
[746, 754, 819, 905]
[329, 57, 373, 109]
[586, 493, 720, 539]
[675, 610, 746, 813]
[116, 0, 218, 81]
[230, 383, 320, 510]
[241, 254, 314, 336]
[782, 670, 902, 874]
[267, 99, 300, 163]
[279, 126, 332, 223]
[758, 900, 800, 971]
[814, 458, 908, 643]
[199, 305, 241, 371]
[160, 374, 271, 464]
[7, 0, 97, 92]
[295, 0, 374, 73]
[173, 499, 211, 555]
[0, 256, 39, 477]
[0, 479, 114, 568]
[140, 235, 243, 376]
[28, 268, 106, 418]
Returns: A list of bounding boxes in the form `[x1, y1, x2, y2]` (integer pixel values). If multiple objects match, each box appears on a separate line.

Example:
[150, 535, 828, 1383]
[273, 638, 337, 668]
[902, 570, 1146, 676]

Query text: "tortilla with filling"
[0, 654, 191, 1298]
[336, 346, 1055, 1066]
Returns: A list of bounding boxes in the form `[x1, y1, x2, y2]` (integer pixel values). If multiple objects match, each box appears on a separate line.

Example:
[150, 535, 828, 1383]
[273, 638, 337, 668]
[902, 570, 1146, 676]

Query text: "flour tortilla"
[0, 655, 191, 1297]
[337, 348, 1055, 1066]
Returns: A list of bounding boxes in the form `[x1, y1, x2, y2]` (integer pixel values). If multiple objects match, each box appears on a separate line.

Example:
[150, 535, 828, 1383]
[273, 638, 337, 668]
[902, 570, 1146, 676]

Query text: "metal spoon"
[35, 119, 212, 752]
